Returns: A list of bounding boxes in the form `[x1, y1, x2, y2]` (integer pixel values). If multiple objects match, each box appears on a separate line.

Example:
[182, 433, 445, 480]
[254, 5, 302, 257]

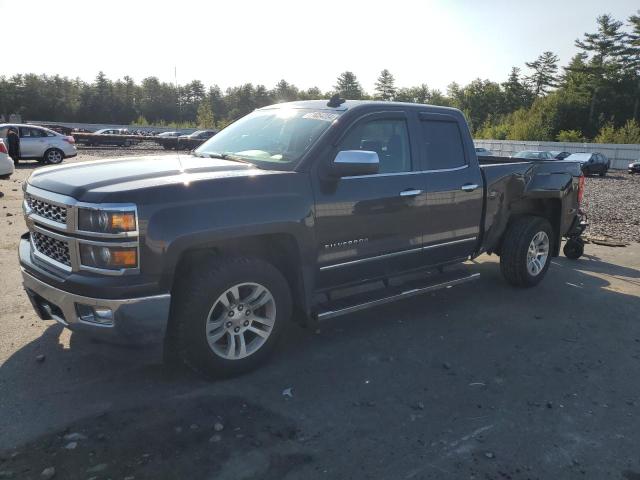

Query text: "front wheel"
[500, 216, 554, 287]
[170, 256, 292, 378]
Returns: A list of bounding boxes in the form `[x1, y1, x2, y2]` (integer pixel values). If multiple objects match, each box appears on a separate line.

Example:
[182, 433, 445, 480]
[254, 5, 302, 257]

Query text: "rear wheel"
[500, 216, 553, 287]
[563, 238, 584, 260]
[170, 256, 292, 378]
[43, 148, 64, 164]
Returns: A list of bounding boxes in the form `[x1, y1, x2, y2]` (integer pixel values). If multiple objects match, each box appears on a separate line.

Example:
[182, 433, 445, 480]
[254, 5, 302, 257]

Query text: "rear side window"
[421, 120, 466, 170]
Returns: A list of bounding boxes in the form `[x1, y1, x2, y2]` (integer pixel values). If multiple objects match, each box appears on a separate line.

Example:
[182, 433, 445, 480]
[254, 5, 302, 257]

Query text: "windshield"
[566, 153, 591, 161]
[195, 108, 340, 168]
[514, 151, 550, 159]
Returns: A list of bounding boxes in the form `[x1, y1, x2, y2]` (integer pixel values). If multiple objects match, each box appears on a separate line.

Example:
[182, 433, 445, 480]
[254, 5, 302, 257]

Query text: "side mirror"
[330, 150, 379, 177]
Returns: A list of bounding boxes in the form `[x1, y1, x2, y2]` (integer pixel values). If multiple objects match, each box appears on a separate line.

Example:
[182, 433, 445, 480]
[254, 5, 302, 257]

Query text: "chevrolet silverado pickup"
[19, 99, 587, 377]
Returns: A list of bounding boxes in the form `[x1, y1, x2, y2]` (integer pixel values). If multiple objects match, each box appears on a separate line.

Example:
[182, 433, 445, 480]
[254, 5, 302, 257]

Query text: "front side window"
[338, 118, 411, 174]
[195, 107, 339, 169]
[421, 120, 466, 170]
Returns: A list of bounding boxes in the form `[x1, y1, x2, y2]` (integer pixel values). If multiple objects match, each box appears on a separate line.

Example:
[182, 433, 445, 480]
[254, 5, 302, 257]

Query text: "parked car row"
[0, 123, 77, 165]
[156, 129, 218, 150]
[486, 150, 610, 176]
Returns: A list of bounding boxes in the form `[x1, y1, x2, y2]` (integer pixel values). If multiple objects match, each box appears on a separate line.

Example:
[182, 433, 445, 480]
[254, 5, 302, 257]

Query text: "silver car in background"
[0, 124, 77, 164]
[0, 139, 15, 177]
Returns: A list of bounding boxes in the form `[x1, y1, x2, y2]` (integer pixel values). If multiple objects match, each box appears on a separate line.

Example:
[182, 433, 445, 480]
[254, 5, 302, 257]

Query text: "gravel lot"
[1, 150, 639, 479]
[583, 173, 640, 244]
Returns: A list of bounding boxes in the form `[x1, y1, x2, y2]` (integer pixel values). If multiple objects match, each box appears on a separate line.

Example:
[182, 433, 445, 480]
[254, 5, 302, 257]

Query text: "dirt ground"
[1, 150, 640, 479]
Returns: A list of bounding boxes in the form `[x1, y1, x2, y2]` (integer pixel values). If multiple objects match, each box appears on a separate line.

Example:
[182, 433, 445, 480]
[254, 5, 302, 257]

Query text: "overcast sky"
[1, 0, 638, 93]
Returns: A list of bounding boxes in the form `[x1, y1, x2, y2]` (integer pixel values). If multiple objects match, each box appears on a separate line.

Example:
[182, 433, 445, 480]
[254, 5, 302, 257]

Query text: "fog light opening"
[75, 303, 114, 326]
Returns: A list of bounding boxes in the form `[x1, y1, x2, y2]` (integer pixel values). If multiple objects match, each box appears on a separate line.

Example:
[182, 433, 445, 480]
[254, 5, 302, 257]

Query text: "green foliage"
[374, 69, 397, 100]
[556, 129, 584, 142]
[1, 10, 639, 142]
[525, 51, 559, 96]
[476, 119, 510, 140]
[595, 120, 640, 143]
[334, 71, 363, 99]
[196, 102, 215, 129]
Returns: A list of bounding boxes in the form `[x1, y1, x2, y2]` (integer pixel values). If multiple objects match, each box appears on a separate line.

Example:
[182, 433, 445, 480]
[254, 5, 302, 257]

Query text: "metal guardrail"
[474, 139, 640, 170]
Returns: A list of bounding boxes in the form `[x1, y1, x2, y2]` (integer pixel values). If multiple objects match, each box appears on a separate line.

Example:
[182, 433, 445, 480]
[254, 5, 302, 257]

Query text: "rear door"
[312, 111, 429, 289]
[419, 113, 483, 265]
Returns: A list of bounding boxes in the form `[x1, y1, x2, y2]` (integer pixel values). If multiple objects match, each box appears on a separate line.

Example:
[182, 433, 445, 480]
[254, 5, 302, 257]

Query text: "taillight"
[0, 141, 7, 154]
[64, 136, 75, 144]
[577, 175, 585, 205]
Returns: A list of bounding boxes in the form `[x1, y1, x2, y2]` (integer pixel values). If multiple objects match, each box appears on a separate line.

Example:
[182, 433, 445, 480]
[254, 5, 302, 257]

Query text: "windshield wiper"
[203, 152, 254, 165]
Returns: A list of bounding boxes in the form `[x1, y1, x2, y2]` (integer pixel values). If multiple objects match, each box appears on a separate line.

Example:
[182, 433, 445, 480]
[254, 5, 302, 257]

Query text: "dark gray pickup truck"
[19, 99, 587, 377]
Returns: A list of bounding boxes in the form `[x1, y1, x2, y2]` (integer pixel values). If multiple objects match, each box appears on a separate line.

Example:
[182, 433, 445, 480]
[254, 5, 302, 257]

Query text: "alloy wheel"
[526, 231, 549, 276]
[205, 282, 276, 360]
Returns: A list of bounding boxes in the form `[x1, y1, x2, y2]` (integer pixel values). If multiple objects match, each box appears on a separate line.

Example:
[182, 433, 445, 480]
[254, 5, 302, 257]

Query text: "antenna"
[327, 94, 346, 108]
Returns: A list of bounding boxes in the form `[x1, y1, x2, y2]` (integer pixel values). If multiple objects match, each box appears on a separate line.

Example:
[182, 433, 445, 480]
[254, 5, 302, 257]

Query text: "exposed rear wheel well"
[496, 198, 562, 256]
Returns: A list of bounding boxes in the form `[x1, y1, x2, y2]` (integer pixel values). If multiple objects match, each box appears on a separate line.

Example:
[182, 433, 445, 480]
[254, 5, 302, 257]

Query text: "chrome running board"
[317, 270, 480, 321]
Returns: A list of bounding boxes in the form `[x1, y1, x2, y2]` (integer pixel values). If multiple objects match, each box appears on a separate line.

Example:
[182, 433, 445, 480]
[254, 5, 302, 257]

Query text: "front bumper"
[22, 265, 171, 345]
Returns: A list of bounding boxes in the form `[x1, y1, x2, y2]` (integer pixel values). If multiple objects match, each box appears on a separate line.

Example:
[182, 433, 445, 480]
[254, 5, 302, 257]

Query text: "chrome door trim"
[399, 189, 423, 197]
[423, 237, 477, 250]
[341, 165, 469, 179]
[320, 246, 424, 271]
[320, 237, 477, 271]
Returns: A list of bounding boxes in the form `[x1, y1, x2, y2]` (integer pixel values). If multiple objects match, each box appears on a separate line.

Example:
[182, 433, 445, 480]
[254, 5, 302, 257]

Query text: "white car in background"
[0, 124, 77, 165]
[0, 139, 14, 178]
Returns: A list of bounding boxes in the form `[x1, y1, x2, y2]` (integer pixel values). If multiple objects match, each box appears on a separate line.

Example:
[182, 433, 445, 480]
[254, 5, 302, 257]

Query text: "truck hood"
[27, 154, 263, 200]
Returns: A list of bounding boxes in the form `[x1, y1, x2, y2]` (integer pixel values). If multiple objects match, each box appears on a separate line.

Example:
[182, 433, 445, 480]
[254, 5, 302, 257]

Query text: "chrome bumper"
[22, 269, 171, 344]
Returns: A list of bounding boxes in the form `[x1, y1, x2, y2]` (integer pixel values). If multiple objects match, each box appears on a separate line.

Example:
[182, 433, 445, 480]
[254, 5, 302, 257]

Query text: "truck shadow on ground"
[1, 254, 640, 479]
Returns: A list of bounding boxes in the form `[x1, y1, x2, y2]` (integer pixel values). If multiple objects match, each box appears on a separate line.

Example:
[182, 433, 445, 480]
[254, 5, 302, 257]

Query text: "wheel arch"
[169, 232, 312, 321]
[496, 198, 562, 257]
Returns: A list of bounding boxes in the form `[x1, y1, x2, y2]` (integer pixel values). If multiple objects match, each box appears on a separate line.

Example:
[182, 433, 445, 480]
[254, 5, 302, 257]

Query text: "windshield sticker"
[302, 112, 339, 122]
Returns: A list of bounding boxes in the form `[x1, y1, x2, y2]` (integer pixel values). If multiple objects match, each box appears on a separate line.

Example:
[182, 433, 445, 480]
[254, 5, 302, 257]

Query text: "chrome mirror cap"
[332, 150, 380, 177]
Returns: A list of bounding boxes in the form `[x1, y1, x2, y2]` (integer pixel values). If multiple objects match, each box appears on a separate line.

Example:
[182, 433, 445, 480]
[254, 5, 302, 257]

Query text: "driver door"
[311, 111, 429, 289]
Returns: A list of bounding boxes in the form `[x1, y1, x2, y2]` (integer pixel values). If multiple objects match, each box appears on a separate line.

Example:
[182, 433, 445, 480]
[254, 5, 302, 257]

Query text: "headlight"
[79, 244, 138, 270]
[78, 208, 136, 234]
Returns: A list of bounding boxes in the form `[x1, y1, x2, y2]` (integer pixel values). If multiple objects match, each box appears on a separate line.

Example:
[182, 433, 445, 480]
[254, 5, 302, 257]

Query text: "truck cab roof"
[260, 99, 460, 115]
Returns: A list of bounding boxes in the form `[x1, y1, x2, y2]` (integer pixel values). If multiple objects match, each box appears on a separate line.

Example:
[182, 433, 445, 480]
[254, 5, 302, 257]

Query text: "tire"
[124, 139, 132, 147]
[599, 169, 606, 177]
[43, 148, 64, 164]
[563, 239, 584, 260]
[170, 255, 292, 378]
[500, 216, 554, 288]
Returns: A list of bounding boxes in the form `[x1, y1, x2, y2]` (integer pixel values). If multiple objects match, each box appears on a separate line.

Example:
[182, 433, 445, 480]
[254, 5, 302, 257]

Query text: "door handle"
[460, 184, 479, 192]
[400, 189, 423, 197]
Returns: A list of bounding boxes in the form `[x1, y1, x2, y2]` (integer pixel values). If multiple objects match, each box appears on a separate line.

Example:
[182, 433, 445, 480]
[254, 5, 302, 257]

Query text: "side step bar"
[316, 271, 480, 321]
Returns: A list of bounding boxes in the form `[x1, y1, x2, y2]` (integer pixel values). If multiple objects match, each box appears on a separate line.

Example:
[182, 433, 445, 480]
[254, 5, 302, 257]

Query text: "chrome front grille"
[26, 194, 68, 225]
[32, 231, 71, 267]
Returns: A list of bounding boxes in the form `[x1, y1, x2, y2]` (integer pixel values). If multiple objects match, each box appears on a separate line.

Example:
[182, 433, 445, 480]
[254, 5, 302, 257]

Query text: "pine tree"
[374, 69, 397, 100]
[502, 67, 533, 111]
[525, 51, 559, 96]
[334, 71, 363, 99]
[196, 101, 215, 129]
[624, 11, 640, 119]
[274, 79, 298, 102]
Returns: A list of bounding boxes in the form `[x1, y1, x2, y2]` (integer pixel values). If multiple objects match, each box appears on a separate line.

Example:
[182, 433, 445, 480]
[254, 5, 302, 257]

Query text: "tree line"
[0, 11, 638, 143]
